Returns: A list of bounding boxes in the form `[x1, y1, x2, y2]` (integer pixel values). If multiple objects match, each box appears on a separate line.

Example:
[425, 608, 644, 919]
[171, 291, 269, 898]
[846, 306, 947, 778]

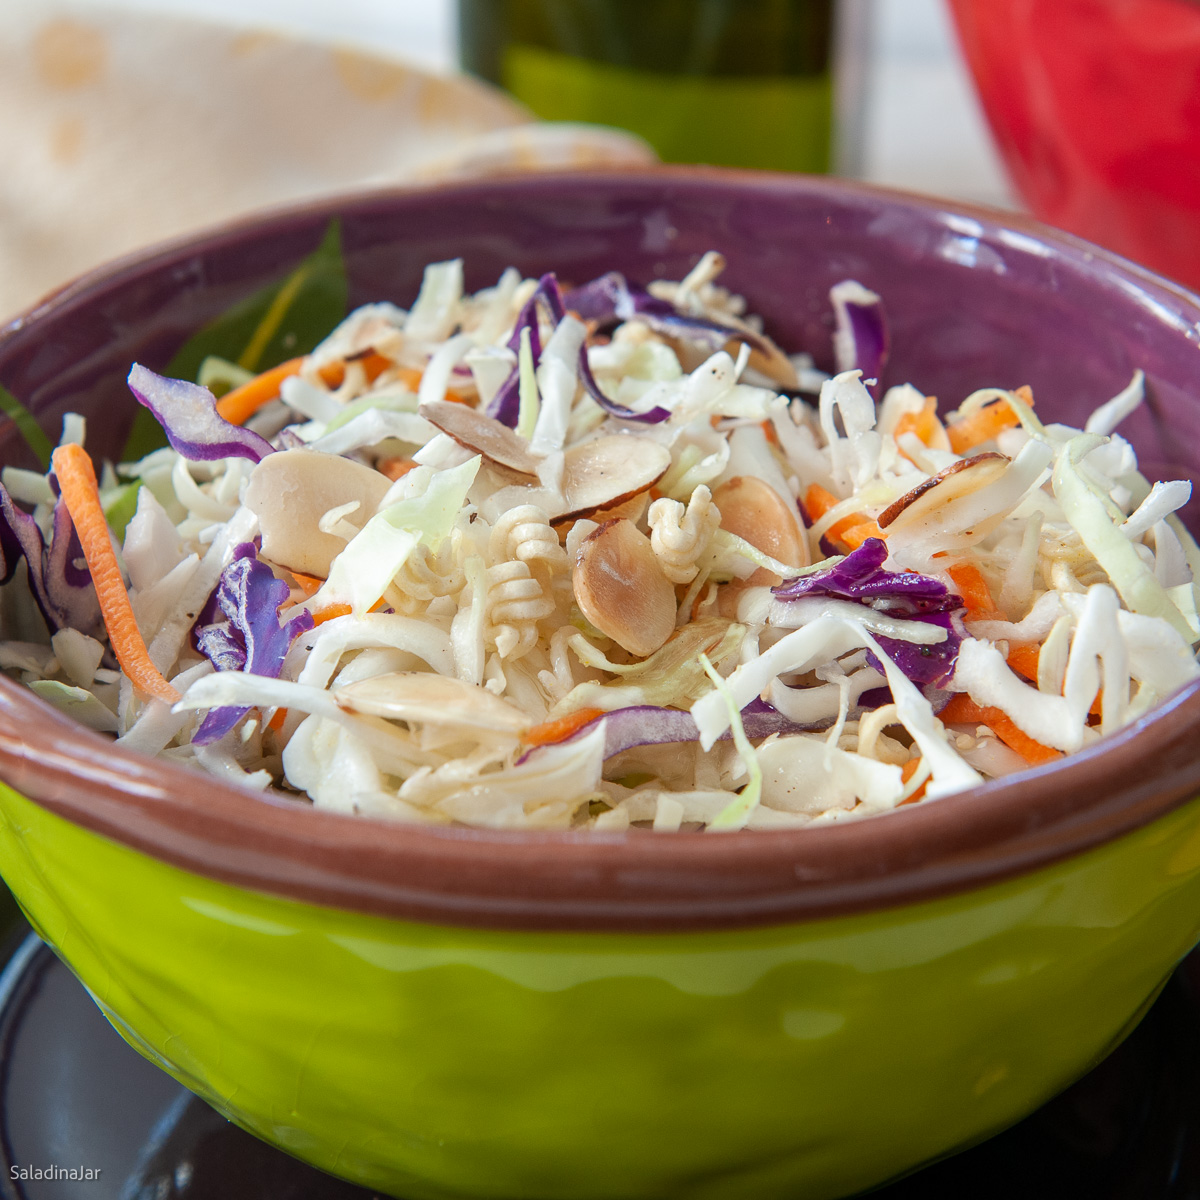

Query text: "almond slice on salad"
[713, 476, 810, 575]
[552, 489, 650, 539]
[877, 452, 1010, 533]
[559, 436, 671, 521]
[243, 448, 391, 579]
[418, 399, 542, 477]
[573, 518, 677, 656]
[335, 672, 531, 736]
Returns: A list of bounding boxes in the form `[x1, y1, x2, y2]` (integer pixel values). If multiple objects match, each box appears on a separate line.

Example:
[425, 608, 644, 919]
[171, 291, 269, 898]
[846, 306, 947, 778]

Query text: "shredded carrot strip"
[893, 396, 942, 459]
[316, 353, 401, 390]
[946, 387, 1033, 455]
[217, 353, 432, 428]
[947, 403, 1019, 455]
[1006, 642, 1040, 681]
[839, 520, 886, 550]
[215, 357, 305, 426]
[947, 562, 1003, 619]
[938, 695, 1062, 766]
[899, 758, 928, 804]
[803, 485, 884, 550]
[377, 457, 417, 482]
[803, 484, 839, 521]
[289, 571, 324, 598]
[361, 352, 396, 384]
[267, 707, 288, 732]
[312, 603, 352, 626]
[760, 419, 778, 445]
[521, 707, 607, 748]
[52, 444, 180, 704]
[218, 354, 417, 428]
[989, 642, 1102, 716]
[389, 364, 423, 391]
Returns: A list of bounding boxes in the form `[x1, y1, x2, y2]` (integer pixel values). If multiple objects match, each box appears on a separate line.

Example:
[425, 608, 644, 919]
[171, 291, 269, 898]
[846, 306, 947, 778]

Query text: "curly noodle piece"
[648, 484, 721, 584]
[386, 538, 466, 617]
[488, 505, 568, 574]
[486, 560, 555, 659]
[536, 625, 579, 702]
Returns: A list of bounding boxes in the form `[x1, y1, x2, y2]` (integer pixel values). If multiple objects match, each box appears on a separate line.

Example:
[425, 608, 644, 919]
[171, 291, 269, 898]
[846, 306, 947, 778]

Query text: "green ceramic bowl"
[2, 171, 1200, 1200]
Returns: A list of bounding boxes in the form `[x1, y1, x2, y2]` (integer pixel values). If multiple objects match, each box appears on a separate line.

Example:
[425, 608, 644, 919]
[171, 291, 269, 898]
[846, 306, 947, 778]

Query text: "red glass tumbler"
[948, 0, 1200, 289]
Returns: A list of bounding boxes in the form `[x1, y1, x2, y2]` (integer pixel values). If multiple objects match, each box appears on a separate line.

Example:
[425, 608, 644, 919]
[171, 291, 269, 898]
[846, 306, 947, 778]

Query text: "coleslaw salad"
[1, 252, 1197, 832]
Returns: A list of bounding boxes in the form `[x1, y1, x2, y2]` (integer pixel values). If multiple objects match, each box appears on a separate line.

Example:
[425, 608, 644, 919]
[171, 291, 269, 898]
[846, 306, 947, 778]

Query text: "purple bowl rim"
[2, 165, 1199, 934]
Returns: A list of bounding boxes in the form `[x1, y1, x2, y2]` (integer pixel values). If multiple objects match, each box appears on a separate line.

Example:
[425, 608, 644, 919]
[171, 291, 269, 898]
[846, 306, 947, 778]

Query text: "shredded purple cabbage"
[0, 485, 54, 630]
[870, 614, 965, 687]
[128, 365, 274, 463]
[773, 539, 966, 688]
[773, 538, 960, 615]
[193, 545, 313, 744]
[575, 341, 671, 425]
[859, 684, 953, 714]
[519, 698, 830, 765]
[563, 270, 773, 357]
[487, 271, 671, 427]
[485, 274, 563, 427]
[0, 484, 102, 637]
[43, 496, 103, 637]
[830, 282, 889, 397]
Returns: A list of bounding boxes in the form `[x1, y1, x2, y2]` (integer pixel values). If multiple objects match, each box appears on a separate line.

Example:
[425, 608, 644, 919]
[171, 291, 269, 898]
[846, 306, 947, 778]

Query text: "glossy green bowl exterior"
[4, 781, 1200, 1199]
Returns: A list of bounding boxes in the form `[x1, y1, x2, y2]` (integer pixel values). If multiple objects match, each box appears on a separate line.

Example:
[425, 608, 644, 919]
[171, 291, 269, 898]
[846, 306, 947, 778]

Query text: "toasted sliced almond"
[419, 399, 542, 477]
[335, 672, 531, 735]
[713, 476, 809, 580]
[559, 436, 671, 521]
[878, 452, 1009, 532]
[244, 448, 391, 579]
[574, 519, 677, 656]
[552, 489, 650, 538]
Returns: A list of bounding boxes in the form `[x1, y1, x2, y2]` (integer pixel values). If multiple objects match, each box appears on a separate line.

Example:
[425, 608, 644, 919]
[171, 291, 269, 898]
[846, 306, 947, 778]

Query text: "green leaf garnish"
[0, 384, 53, 469]
[103, 481, 141, 541]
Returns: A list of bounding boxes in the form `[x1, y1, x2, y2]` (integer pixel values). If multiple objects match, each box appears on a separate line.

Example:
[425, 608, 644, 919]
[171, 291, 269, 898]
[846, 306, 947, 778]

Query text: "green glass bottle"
[458, 0, 835, 173]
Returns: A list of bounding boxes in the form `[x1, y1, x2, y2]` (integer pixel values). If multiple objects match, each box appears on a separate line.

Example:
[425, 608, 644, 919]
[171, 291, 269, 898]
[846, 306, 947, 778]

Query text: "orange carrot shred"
[391, 365, 423, 392]
[937, 695, 1062, 766]
[51, 444, 180, 704]
[215, 357, 305, 426]
[377, 456, 417, 482]
[288, 571, 324, 598]
[521, 707, 607, 748]
[312, 603, 353, 626]
[947, 562, 1003, 619]
[839, 520, 886, 550]
[1006, 642, 1040, 681]
[893, 396, 943, 461]
[899, 758, 928, 804]
[319, 355, 409, 389]
[990, 642, 1101, 716]
[802, 483, 839, 522]
[803, 485, 885, 550]
[267, 707, 288, 732]
[361, 352, 394, 383]
[947, 398, 1021, 455]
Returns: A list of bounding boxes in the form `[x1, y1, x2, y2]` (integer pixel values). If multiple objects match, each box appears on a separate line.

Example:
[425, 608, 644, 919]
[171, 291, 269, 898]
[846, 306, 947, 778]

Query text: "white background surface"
[67, 0, 1018, 209]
